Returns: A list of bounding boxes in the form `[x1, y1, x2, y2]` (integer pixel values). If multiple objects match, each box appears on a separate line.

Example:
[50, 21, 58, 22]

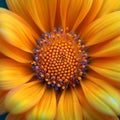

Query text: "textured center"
[32, 28, 88, 90]
[42, 41, 79, 84]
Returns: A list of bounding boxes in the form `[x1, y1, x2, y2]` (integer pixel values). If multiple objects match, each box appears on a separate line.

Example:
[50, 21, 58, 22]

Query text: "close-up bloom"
[0, 0, 120, 119]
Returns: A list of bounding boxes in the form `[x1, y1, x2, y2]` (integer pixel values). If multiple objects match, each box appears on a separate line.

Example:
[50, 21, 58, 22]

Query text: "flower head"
[0, 0, 120, 120]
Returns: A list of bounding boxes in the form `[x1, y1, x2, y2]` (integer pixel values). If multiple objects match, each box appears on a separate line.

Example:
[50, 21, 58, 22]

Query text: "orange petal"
[26, 88, 56, 120]
[0, 34, 32, 63]
[78, 0, 104, 33]
[75, 87, 119, 120]
[96, 0, 120, 18]
[81, 11, 120, 46]
[89, 58, 120, 82]
[0, 58, 33, 90]
[81, 80, 119, 116]
[90, 36, 120, 57]
[83, 78, 120, 115]
[86, 73, 120, 108]
[0, 52, 7, 58]
[82, 104, 119, 120]
[82, 108, 103, 120]
[0, 8, 38, 53]
[74, 88, 100, 120]
[54, 0, 61, 28]
[60, 0, 83, 30]
[7, 0, 57, 32]
[5, 81, 46, 114]
[0, 91, 8, 114]
[56, 89, 83, 120]
[72, 0, 93, 31]
[6, 114, 26, 120]
[6, 0, 41, 35]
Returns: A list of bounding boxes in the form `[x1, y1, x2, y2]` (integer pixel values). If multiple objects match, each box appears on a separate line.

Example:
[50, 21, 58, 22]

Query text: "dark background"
[0, 0, 120, 119]
[0, 0, 8, 9]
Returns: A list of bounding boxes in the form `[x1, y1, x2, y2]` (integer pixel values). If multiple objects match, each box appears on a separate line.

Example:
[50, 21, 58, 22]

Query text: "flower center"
[32, 28, 88, 90]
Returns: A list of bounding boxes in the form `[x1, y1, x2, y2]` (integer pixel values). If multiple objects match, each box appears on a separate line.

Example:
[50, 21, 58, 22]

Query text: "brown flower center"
[32, 28, 88, 90]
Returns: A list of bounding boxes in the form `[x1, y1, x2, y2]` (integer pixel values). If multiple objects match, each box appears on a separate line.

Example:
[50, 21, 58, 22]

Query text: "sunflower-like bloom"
[0, 0, 120, 120]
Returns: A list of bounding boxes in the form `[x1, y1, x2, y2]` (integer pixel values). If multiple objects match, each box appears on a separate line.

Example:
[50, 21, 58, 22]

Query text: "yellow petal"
[26, 88, 56, 120]
[72, 0, 93, 31]
[0, 8, 37, 53]
[89, 59, 120, 82]
[90, 36, 120, 57]
[81, 11, 120, 46]
[6, 0, 41, 35]
[75, 87, 119, 120]
[81, 80, 116, 115]
[0, 34, 32, 63]
[78, 0, 104, 33]
[60, 0, 83, 30]
[74, 88, 97, 120]
[87, 73, 120, 107]
[8, 0, 57, 32]
[5, 81, 46, 114]
[83, 79, 120, 115]
[0, 58, 33, 90]
[6, 114, 26, 120]
[96, 0, 120, 17]
[56, 89, 83, 120]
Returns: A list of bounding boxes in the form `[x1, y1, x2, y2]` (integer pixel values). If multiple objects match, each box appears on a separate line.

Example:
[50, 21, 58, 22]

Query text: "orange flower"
[0, 0, 120, 119]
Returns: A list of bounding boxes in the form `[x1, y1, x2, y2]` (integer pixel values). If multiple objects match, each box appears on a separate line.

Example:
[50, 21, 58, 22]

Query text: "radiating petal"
[6, 0, 41, 35]
[86, 73, 120, 111]
[83, 80, 120, 115]
[78, 0, 103, 33]
[74, 88, 96, 120]
[55, 0, 61, 28]
[0, 34, 32, 63]
[81, 11, 120, 46]
[82, 108, 117, 120]
[82, 104, 119, 120]
[90, 36, 120, 57]
[0, 8, 38, 53]
[0, 58, 33, 90]
[56, 89, 83, 120]
[89, 58, 120, 82]
[96, 0, 120, 17]
[26, 88, 56, 120]
[6, 114, 26, 120]
[81, 80, 119, 116]
[60, 0, 83, 30]
[7, 0, 57, 32]
[5, 81, 46, 114]
[75, 87, 119, 120]
[72, 0, 93, 31]
[46, 0, 57, 30]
